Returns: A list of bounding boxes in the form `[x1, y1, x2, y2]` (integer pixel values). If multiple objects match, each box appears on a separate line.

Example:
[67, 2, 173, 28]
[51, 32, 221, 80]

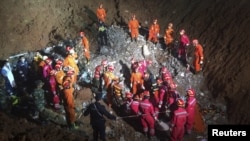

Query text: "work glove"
[129, 29, 131, 32]
[154, 116, 158, 121]
[141, 85, 145, 90]
[157, 33, 160, 37]
[130, 83, 132, 88]
[158, 104, 162, 108]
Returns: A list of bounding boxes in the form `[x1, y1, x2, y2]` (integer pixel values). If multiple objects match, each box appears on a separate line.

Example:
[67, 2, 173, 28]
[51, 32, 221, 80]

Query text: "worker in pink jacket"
[185, 88, 196, 134]
[178, 29, 190, 66]
[170, 99, 188, 141]
[139, 91, 156, 138]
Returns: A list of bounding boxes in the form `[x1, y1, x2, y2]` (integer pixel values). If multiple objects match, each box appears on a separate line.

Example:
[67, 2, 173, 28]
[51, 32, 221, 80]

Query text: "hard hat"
[177, 99, 185, 107]
[42, 55, 48, 61]
[157, 79, 163, 85]
[66, 70, 74, 76]
[56, 60, 63, 65]
[163, 74, 172, 82]
[168, 23, 173, 28]
[192, 39, 199, 45]
[95, 65, 102, 71]
[187, 88, 196, 97]
[180, 29, 185, 35]
[101, 59, 108, 66]
[169, 82, 177, 89]
[161, 67, 168, 74]
[126, 92, 133, 98]
[144, 90, 150, 97]
[62, 80, 70, 89]
[66, 46, 73, 52]
[45, 58, 52, 64]
[133, 94, 139, 100]
[55, 64, 61, 70]
[107, 65, 114, 71]
[50, 70, 56, 75]
[80, 32, 85, 37]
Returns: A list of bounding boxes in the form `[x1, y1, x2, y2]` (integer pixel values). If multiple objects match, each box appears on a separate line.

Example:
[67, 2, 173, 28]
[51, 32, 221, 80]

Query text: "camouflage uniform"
[32, 80, 46, 113]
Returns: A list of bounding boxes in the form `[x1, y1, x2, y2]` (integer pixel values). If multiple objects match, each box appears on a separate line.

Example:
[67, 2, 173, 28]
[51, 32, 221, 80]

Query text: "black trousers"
[92, 120, 106, 141]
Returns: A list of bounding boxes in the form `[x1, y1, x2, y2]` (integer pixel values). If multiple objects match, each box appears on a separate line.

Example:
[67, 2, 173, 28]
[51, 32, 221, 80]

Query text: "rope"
[116, 110, 170, 119]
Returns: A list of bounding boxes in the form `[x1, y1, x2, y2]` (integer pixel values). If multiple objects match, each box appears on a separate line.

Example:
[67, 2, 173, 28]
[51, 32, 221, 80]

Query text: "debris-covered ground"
[0, 0, 250, 141]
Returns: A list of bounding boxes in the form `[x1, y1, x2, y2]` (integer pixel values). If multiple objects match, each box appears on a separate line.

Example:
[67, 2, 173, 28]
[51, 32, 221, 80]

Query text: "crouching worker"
[84, 93, 116, 141]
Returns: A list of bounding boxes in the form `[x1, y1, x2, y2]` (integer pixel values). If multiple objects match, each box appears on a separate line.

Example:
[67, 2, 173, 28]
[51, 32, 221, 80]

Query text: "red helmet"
[144, 90, 150, 97]
[169, 82, 177, 89]
[56, 60, 63, 65]
[126, 92, 132, 98]
[163, 74, 172, 82]
[192, 39, 199, 45]
[66, 46, 72, 52]
[187, 88, 196, 97]
[161, 67, 168, 74]
[157, 79, 163, 85]
[95, 65, 102, 71]
[45, 58, 52, 64]
[66, 70, 74, 76]
[55, 64, 61, 70]
[101, 59, 108, 66]
[63, 80, 70, 88]
[177, 99, 185, 107]
[80, 32, 85, 37]
[107, 65, 114, 71]
[168, 23, 173, 28]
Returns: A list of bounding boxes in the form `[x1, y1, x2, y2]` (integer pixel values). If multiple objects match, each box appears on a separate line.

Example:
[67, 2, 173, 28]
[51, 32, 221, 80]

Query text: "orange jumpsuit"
[148, 23, 160, 43]
[128, 19, 140, 40]
[96, 7, 106, 22]
[103, 71, 118, 108]
[62, 76, 76, 125]
[81, 36, 90, 62]
[55, 70, 65, 90]
[164, 27, 174, 46]
[193, 44, 204, 72]
[63, 54, 79, 83]
[130, 71, 144, 95]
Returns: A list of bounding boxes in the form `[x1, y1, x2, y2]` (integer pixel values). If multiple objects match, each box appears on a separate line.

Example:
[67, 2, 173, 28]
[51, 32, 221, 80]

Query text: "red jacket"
[130, 100, 140, 115]
[139, 99, 155, 117]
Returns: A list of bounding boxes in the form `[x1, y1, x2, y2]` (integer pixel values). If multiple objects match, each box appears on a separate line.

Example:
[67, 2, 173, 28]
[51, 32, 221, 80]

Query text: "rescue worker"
[170, 99, 188, 141]
[103, 64, 118, 110]
[32, 51, 43, 80]
[178, 29, 190, 66]
[185, 88, 196, 134]
[139, 90, 157, 139]
[96, 3, 107, 23]
[128, 14, 140, 42]
[93, 59, 108, 91]
[63, 47, 79, 84]
[84, 93, 116, 141]
[62, 72, 78, 129]
[16, 56, 29, 89]
[80, 32, 91, 64]
[54, 64, 65, 91]
[130, 67, 144, 95]
[159, 66, 172, 82]
[48, 70, 60, 109]
[38, 55, 48, 79]
[1, 60, 16, 96]
[192, 39, 204, 74]
[131, 94, 140, 115]
[148, 19, 160, 45]
[143, 71, 157, 94]
[164, 23, 174, 55]
[98, 20, 108, 46]
[31, 80, 45, 119]
[166, 82, 179, 112]
[138, 59, 152, 77]
[42, 58, 53, 81]
[124, 92, 133, 114]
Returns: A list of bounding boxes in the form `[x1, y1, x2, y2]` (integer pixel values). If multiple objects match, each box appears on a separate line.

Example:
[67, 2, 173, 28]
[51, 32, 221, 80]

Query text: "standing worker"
[98, 20, 108, 46]
[1, 60, 16, 96]
[84, 93, 116, 141]
[130, 67, 144, 96]
[192, 39, 204, 74]
[96, 3, 106, 23]
[164, 23, 174, 55]
[31, 80, 45, 119]
[128, 14, 140, 42]
[185, 88, 196, 134]
[80, 32, 91, 64]
[62, 72, 78, 129]
[178, 29, 190, 67]
[139, 90, 157, 139]
[148, 19, 160, 45]
[170, 99, 188, 141]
